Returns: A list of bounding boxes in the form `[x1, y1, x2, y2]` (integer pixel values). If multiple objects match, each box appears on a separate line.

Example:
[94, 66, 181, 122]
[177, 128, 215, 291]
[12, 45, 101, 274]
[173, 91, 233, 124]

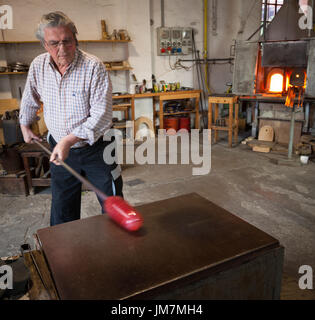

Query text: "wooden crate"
[0, 175, 29, 196]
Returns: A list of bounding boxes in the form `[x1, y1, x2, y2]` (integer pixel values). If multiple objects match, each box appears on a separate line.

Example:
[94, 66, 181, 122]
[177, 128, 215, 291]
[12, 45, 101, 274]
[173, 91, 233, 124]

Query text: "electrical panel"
[157, 27, 193, 56]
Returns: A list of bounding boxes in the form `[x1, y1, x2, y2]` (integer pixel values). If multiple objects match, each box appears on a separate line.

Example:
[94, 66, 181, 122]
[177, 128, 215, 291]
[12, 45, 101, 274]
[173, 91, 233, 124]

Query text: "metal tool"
[32, 139, 143, 231]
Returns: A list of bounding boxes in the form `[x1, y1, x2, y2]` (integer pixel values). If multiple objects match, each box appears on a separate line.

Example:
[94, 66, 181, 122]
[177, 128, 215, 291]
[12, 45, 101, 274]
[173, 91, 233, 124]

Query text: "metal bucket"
[2, 120, 24, 145]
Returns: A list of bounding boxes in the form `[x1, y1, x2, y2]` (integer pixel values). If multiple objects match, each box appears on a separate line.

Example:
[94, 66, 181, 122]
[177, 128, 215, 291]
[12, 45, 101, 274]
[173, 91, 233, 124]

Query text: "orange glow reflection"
[269, 73, 283, 92]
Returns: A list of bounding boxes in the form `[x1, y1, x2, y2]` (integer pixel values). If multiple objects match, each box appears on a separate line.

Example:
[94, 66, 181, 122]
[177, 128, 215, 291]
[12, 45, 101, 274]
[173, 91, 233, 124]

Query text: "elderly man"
[19, 11, 123, 226]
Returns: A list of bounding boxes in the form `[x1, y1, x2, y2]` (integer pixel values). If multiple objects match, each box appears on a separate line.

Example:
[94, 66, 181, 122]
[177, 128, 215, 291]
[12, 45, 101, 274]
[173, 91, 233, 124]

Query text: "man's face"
[44, 26, 76, 69]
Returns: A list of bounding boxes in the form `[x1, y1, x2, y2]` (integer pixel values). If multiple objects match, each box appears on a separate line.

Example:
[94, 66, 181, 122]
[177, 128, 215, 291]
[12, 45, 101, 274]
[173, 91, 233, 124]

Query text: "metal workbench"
[34, 193, 284, 300]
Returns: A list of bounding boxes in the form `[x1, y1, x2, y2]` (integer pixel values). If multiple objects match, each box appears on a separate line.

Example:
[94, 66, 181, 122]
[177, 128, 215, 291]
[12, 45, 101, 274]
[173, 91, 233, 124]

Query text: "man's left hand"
[50, 134, 82, 165]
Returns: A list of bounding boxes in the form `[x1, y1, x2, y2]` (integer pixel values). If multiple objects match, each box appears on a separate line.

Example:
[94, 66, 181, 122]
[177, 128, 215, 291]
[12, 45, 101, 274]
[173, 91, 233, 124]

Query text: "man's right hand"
[20, 124, 42, 143]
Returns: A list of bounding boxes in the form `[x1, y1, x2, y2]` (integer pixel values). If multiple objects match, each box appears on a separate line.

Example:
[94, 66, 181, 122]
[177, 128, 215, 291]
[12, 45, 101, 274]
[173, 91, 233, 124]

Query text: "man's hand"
[50, 134, 82, 165]
[20, 124, 42, 143]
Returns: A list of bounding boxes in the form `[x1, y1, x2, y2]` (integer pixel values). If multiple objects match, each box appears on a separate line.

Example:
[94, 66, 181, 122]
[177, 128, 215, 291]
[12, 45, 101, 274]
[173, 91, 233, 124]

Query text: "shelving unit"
[0, 40, 131, 44]
[0, 38, 132, 95]
[0, 72, 27, 75]
[112, 95, 135, 134]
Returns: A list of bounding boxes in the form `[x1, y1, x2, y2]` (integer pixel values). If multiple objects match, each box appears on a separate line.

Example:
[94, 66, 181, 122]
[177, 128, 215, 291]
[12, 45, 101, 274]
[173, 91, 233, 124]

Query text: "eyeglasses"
[45, 39, 74, 49]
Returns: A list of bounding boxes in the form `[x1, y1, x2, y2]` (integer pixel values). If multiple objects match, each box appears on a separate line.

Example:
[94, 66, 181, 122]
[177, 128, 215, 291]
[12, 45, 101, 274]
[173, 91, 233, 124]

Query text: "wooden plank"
[160, 92, 200, 101]
[0, 98, 19, 114]
[112, 94, 134, 99]
[23, 252, 51, 300]
[228, 103, 233, 147]
[234, 103, 239, 145]
[0, 128, 4, 145]
[214, 104, 219, 142]
[134, 90, 202, 98]
[113, 123, 127, 129]
[247, 139, 276, 148]
[113, 105, 131, 111]
[253, 145, 271, 153]
[29, 250, 59, 300]
[208, 96, 238, 104]
[162, 111, 196, 116]
[0, 72, 27, 75]
[210, 126, 230, 131]
[31, 178, 51, 187]
[0, 175, 29, 196]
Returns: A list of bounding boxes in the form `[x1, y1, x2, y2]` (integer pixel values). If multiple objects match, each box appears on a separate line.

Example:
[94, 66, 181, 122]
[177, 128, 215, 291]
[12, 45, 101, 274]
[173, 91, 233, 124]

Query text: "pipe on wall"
[204, 0, 210, 93]
[161, 0, 165, 27]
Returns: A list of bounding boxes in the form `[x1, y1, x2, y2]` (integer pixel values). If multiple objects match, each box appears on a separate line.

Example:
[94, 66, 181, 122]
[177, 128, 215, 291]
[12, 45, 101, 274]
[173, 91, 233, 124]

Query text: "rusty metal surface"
[261, 41, 308, 67]
[232, 41, 258, 95]
[37, 193, 280, 300]
[306, 39, 315, 98]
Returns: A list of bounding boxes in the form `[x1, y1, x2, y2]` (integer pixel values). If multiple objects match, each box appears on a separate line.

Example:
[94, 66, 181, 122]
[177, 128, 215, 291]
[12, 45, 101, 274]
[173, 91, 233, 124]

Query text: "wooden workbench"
[117, 90, 201, 131]
[32, 193, 284, 300]
[208, 95, 239, 147]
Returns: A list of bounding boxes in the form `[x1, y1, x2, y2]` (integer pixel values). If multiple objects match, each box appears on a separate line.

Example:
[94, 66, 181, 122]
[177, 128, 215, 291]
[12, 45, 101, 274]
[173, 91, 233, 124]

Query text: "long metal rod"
[192, 30, 207, 128]
[263, 0, 268, 41]
[179, 58, 233, 63]
[288, 105, 295, 159]
[247, 24, 264, 41]
[161, 0, 165, 27]
[196, 50, 209, 129]
[32, 139, 107, 201]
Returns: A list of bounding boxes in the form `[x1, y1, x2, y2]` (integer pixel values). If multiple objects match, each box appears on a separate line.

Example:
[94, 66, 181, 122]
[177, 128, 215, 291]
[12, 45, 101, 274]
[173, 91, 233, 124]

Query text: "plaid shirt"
[19, 49, 112, 148]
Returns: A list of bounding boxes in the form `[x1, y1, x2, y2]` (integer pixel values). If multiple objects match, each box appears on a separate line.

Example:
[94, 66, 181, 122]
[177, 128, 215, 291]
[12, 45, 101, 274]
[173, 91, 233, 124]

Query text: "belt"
[72, 137, 103, 149]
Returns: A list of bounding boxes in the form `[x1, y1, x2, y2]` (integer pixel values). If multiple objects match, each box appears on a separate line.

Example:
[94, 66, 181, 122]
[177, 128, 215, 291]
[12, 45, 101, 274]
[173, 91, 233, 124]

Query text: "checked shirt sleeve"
[71, 62, 112, 145]
[19, 61, 41, 126]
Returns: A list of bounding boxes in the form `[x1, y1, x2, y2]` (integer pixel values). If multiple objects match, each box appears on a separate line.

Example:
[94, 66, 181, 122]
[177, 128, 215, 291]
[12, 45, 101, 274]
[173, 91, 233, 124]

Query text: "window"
[261, 0, 284, 35]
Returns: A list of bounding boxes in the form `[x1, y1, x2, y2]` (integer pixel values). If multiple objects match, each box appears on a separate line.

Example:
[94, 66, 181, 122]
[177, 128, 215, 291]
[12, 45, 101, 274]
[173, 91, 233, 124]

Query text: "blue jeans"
[48, 134, 123, 226]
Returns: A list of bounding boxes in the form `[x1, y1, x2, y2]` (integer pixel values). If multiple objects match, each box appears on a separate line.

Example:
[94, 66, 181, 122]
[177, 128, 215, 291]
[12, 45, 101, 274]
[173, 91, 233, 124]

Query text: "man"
[19, 11, 123, 226]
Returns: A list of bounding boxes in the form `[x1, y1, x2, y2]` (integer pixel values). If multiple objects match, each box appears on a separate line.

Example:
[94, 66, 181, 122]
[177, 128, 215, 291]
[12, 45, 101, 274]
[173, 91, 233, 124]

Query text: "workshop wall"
[0, 0, 261, 120]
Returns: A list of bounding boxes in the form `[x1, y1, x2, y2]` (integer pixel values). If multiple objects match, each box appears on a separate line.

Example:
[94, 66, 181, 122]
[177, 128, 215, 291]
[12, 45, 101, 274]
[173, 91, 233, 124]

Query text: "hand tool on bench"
[32, 139, 143, 231]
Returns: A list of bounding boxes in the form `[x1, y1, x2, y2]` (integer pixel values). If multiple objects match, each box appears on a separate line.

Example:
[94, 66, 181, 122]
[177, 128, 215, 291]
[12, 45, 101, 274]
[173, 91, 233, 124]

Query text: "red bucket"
[164, 117, 179, 134]
[179, 117, 190, 131]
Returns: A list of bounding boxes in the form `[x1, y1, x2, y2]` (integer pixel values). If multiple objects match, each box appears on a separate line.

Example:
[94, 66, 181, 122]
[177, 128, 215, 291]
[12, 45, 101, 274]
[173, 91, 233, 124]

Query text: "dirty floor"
[0, 138, 315, 300]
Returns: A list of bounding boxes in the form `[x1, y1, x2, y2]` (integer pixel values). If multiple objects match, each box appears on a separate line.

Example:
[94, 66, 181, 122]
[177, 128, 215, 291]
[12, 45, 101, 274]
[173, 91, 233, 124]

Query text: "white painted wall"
[0, 0, 262, 119]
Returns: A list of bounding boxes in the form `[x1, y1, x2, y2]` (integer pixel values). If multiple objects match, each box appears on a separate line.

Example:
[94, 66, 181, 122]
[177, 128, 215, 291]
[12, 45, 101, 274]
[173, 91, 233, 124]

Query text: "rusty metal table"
[36, 193, 284, 300]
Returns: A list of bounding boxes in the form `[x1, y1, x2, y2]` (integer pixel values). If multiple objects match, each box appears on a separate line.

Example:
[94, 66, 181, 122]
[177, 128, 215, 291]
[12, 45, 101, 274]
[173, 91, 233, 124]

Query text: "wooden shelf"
[113, 104, 132, 111]
[113, 122, 127, 129]
[113, 103, 132, 107]
[112, 94, 134, 99]
[0, 41, 39, 44]
[160, 110, 196, 116]
[106, 67, 133, 71]
[0, 72, 27, 75]
[0, 39, 131, 44]
[79, 39, 131, 43]
[0, 68, 132, 75]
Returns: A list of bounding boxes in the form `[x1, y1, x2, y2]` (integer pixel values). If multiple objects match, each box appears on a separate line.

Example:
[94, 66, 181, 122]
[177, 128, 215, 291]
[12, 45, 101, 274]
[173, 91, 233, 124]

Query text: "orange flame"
[269, 73, 283, 93]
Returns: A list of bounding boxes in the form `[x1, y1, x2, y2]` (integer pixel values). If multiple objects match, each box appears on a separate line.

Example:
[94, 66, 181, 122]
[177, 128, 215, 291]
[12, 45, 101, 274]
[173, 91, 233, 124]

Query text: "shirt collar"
[48, 48, 80, 73]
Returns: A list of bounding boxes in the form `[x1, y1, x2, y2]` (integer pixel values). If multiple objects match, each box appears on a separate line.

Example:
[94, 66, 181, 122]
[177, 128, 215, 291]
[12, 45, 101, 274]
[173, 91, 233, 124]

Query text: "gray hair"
[36, 11, 78, 46]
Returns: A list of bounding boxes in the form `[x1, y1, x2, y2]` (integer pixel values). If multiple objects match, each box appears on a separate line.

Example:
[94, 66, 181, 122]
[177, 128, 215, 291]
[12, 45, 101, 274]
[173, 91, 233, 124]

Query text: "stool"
[208, 95, 239, 147]
[18, 142, 51, 194]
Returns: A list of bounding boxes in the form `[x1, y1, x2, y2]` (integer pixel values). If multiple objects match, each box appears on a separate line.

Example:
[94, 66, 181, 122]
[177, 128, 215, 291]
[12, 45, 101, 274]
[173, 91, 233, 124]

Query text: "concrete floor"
[0, 137, 315, 299]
